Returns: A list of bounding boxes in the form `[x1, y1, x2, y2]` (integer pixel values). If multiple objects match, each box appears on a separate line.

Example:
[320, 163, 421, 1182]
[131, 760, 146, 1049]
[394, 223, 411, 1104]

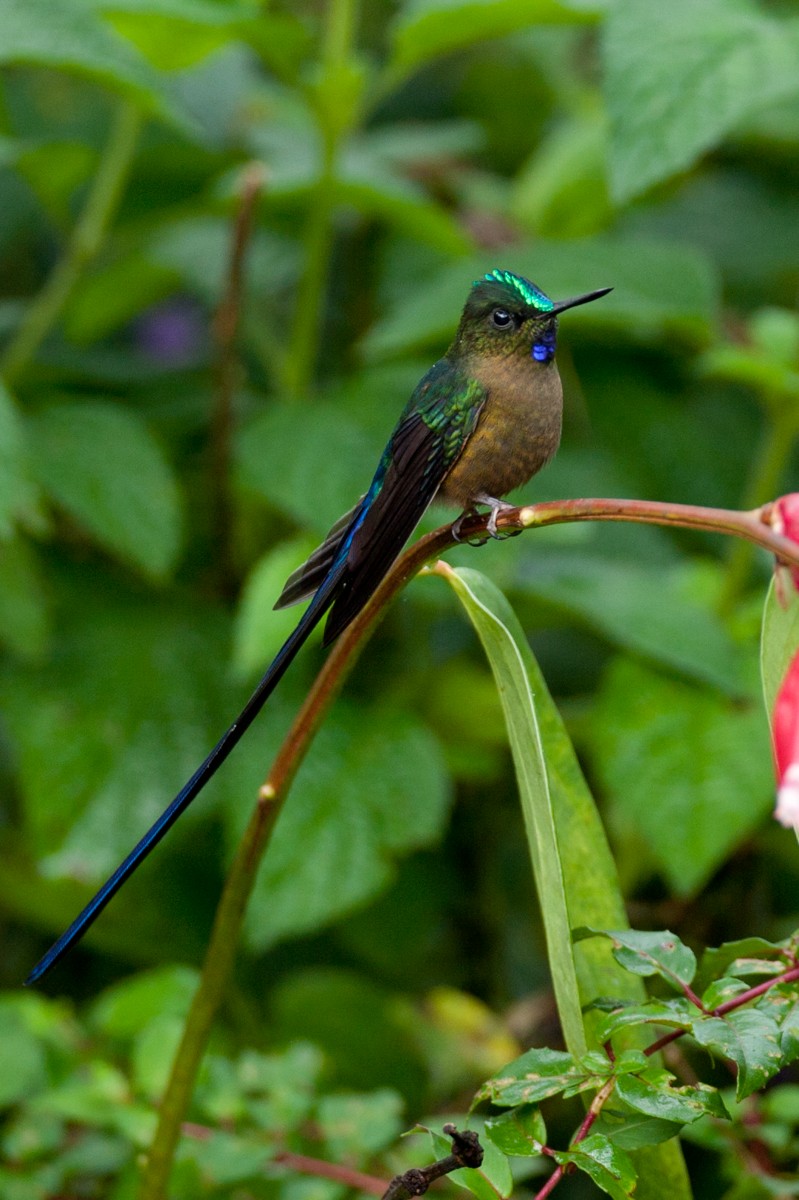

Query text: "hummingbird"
[26, 268, 610, 984]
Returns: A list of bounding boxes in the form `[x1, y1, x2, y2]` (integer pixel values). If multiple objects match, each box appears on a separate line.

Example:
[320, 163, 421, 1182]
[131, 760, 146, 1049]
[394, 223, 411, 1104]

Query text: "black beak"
[549, 286, 613, 317]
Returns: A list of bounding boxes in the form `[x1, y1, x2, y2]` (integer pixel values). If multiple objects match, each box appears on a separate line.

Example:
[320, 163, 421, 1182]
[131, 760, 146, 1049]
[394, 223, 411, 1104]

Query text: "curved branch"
[140, 492, 799, 1199]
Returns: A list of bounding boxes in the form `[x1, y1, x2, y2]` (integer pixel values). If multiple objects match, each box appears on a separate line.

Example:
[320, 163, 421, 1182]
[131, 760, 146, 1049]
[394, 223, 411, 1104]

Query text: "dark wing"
[274, 499, 365, 609]
[321, 366, 486, 645]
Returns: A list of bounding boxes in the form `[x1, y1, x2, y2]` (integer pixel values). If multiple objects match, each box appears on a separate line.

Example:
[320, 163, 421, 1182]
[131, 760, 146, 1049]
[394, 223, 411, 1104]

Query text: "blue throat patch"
[532, 324, 557, 363]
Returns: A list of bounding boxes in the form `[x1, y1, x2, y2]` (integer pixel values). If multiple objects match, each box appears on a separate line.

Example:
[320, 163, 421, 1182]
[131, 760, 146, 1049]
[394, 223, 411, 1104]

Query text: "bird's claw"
[451, 508, 487, 546]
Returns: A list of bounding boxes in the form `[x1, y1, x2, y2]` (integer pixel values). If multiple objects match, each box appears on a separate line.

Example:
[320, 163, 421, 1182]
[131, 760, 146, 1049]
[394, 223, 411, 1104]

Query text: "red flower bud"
[773, 649, 799, 831]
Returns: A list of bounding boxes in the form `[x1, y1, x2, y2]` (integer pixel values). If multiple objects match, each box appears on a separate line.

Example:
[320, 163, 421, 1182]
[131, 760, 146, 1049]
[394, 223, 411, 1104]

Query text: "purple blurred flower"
[137, 299, 206, 365]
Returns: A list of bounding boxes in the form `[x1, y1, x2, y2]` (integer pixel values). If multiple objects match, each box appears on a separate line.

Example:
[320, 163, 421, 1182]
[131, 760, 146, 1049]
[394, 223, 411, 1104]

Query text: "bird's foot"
[473, 494, 520, 540]
[451, 507, 486, 546]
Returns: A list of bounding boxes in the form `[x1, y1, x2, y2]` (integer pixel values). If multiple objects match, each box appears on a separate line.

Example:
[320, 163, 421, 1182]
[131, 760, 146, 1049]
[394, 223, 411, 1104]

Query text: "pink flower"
[773, 650, 799, 832]
[770, 494, 799, 596]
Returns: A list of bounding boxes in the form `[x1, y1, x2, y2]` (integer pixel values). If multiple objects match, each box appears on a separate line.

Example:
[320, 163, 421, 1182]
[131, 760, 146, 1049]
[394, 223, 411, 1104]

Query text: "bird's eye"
[491, 308, 513, 329]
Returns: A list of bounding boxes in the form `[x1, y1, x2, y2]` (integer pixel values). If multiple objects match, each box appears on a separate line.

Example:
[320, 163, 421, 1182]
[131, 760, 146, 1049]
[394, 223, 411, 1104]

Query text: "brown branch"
[210, 161, 267, 594]
[180, 1124, 387, 1194]
[382, 1126, 484, 1200]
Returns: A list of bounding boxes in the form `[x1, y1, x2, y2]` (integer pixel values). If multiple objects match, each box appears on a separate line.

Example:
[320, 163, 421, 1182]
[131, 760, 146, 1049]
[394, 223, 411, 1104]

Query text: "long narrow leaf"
[437, 563, 692, 1200]
[436, 562, 586, 1056]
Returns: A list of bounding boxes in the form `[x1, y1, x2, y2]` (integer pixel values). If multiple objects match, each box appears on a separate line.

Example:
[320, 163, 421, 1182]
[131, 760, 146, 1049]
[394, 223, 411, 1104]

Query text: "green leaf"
[437, 565, 683, 1075]
[596, 999, 696, 1045]
[28, 401, 182, 579]
[0, 585, 233, 875]
[603, 0, 799, 201]
[236, 403, 378, 535]
[761, 579, 799, 730]
[0, 538, 50, 659]
[779, 1002, 799, 1063]
[438, 564, 586, 1056]
[232, 536, 320, 678]
[102, 0, 257, 71]
[89, 965, 199, 1037]
[691, 1009, 783, 1100]
[697, 936, 788, 992]
[574, 928, 696, 990]
[0, 382, 41, 538]
[594, 1111, 683, 1151]
[615, 1073, 728, 1125]
[484, 1105, 546, 1157]
[180, 1130, 273, 1187]
[0, 1001, 48, 1106]
[424, 1123, 514, 1200]
[518, 554, 744, 694]
[386, 0, 599, 89]
[476, 1047, 594, 1106]
[317, 1091, 404, 1160]
[0, 0, 196, 133]
[554, 1134, 636, 1199]
[237, 705, 451, 950]
[589, 658, 773, 896]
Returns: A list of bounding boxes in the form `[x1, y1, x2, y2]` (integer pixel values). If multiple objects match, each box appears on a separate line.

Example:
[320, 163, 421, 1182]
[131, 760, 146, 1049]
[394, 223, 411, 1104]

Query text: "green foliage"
[2, 0, 799, 1197]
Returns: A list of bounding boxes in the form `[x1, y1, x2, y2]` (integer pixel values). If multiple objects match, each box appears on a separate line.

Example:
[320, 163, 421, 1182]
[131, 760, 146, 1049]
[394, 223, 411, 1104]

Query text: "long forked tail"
[25, 568, 344, 985]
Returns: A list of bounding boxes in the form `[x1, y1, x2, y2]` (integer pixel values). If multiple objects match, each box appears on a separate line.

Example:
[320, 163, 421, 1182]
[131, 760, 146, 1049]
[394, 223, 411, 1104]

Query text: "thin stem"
[536, 960, 799, 1197]
[211, 162, 266, 594]
[1, 100, 142, 385]
[284, 0, 359, 398]
[139, 492, 799, 1200]
[139, 533, 428, 1200]
[719, 407, 799, 614]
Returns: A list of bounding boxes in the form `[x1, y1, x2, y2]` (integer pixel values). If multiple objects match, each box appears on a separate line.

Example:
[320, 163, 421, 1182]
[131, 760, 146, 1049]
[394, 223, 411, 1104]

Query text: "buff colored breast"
[439, 352, 563, 508]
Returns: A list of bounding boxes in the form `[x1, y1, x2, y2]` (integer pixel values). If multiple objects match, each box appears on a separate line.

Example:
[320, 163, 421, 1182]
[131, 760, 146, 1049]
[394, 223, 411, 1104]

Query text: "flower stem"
[1, 99, 142, 385]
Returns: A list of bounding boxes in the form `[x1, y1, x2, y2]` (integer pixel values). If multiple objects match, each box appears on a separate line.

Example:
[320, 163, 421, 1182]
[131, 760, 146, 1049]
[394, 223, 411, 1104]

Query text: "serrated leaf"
[594, 1111, 683, 1150]
[603, 0, 799, 201]
[700, 978, 751, 1010]
[596, 999, 695, 1045]
[28, 401, 182, 579]
[589, 658, 773, 896]
[555, 1134, 636, 1199]
[236, 403, 378, 535]
[691, 1009, 783, 1100]
[236, 706, 451, 950]
[779, 1002, 799, 1064]
[518, 554, 744, 694]
[0, 0, 197, 132]
[697, 936, 788, 992]
[476, 1047, 593, 1106]
[484, 1106, 546, 1157]
[615, 1074, 728, 1125]
[574, 929, 696, 990]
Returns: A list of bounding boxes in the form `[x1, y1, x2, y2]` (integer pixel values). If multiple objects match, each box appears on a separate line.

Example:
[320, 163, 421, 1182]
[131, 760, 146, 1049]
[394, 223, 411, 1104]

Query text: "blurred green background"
[2, 0, 799, 1195]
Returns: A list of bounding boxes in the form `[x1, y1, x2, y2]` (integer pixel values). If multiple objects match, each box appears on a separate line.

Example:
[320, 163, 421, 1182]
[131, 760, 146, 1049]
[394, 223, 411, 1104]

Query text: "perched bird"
[27, 268, 610, 984]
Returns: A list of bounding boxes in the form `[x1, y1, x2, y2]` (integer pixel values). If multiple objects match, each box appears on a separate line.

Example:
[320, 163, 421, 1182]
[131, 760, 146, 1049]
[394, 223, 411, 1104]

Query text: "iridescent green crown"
[475, 269, 554, 313]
